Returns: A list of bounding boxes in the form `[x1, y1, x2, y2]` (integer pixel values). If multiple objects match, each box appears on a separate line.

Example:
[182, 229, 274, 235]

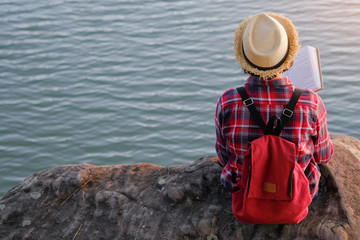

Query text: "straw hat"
[234, 12, 300, 78]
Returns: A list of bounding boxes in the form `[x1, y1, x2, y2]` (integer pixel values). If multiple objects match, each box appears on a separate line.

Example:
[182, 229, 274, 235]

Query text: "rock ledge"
[1, 135, 359, 240]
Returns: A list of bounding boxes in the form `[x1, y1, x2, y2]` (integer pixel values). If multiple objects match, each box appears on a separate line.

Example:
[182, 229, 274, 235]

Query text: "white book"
[283, 46, 323, 92]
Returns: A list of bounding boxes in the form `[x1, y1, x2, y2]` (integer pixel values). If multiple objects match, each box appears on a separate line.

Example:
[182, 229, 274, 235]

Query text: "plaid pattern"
[215, 76, 333, 198]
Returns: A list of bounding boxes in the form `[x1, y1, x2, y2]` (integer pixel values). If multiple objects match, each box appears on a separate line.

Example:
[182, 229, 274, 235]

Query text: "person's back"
[215, 12, 333, 223]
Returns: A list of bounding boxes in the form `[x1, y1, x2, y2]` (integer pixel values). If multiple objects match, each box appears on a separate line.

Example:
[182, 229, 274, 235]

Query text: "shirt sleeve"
[215, 96, 228, 167]
[313, 96, 334, 164]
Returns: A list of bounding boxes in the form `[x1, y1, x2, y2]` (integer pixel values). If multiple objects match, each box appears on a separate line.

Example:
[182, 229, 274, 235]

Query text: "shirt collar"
[245, 75, 294, 87]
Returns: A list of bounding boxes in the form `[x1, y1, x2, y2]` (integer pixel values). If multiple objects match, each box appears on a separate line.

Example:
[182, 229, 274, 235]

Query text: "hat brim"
[234, 12, 300, 78]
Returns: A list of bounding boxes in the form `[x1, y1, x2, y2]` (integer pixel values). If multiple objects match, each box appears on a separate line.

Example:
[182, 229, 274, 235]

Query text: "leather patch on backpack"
[262, 182, 276, 193]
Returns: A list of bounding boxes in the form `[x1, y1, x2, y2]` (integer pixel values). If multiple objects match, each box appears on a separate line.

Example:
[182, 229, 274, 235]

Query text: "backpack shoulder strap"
[236, 87, 267, 133]
[274, 88, 304, 135]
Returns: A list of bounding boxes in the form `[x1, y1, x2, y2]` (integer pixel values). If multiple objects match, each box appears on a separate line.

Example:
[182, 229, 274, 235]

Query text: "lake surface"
[1, 0, 359, 197]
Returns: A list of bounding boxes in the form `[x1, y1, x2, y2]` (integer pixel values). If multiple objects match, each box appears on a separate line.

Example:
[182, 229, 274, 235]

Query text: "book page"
[283, 46, 322, 91]
[310, 47, 323, 90]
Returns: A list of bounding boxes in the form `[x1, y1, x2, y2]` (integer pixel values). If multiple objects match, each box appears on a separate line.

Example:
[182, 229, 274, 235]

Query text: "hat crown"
[243, 13, 289, 69]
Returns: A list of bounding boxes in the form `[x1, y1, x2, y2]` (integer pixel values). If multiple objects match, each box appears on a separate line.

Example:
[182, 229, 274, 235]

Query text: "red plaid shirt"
[215, 76, 333, 198]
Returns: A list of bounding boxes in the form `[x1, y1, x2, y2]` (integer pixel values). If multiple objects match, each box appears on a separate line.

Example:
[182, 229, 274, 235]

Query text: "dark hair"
[243, 69, 274, 80]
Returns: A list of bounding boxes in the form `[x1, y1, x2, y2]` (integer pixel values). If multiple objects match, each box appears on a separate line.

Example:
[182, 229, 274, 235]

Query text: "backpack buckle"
[282, 108, 293, 117]
[243, 98, 254, 107]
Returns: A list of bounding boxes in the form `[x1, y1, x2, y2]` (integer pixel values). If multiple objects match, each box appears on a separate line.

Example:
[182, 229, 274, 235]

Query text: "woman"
[215, 12, 333, 223]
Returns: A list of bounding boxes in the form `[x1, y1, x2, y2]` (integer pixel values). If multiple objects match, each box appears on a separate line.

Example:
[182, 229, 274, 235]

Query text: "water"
[0, 0, 359, 197]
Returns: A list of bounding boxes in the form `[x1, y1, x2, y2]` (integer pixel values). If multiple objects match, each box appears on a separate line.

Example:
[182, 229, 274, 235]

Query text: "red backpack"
[232, 87, 312, 224]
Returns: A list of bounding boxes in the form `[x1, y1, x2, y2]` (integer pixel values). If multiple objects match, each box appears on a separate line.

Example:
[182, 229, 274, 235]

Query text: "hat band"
[242, 41, 290, 71]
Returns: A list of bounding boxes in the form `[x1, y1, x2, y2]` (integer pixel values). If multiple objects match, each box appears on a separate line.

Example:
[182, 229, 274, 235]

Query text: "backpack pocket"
[247, 135, 296, 201]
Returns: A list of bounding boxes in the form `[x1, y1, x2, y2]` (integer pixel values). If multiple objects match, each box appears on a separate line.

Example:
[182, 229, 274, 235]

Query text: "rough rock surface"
[0, 135, 359, 240]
